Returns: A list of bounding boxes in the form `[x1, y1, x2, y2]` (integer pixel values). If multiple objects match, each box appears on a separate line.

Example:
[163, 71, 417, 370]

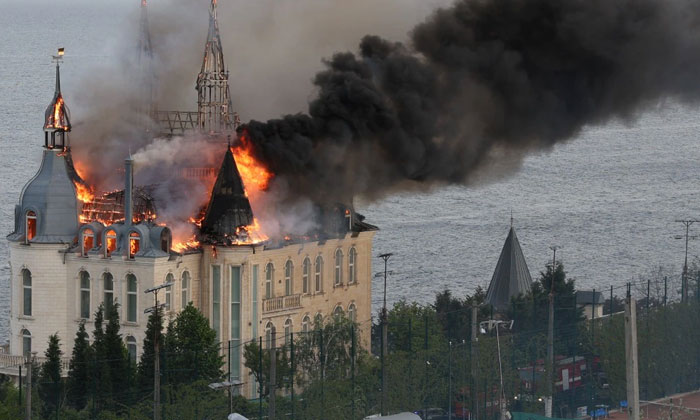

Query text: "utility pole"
[625, 295, 640, 420]
[378, 252, 393, 416]
[471, 305, 478, 420]
[25, 352, 35, 420]
[546, 246, 558, 417]
[144, 281, 173, 420]
[269, 347, 276, 420]
[448, 341, 453, 420]
[674, 219, 699, 303]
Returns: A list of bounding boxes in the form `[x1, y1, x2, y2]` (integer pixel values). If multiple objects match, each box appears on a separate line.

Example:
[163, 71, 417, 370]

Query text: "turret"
[7, 50, 80, 244]
[196, 0, 235, 135]
[44, 48, 71, 150]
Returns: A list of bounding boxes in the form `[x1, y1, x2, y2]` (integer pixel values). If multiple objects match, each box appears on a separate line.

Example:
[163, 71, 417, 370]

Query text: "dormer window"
[82, 229, 94, 256]
[26, 211, 37, 242]
[105, 230, 117, 257]
[129, 232, 140, 259]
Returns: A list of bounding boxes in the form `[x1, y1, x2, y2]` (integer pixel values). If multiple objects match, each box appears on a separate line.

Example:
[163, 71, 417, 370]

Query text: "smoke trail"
[241, 0, 700, 205]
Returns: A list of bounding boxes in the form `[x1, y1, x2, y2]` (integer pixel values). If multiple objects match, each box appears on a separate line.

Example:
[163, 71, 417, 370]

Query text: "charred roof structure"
[200, 147, 254, 242]
[485, 223, 533, 311]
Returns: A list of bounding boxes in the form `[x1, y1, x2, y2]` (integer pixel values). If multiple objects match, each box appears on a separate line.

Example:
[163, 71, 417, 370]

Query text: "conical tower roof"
[44, 61, 71, 133]
[200, 147, 253, 239]
[485, 226, 533, 311]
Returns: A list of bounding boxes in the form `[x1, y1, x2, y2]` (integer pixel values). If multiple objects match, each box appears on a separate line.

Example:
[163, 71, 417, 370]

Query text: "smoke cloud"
[242, 0, 700, 205]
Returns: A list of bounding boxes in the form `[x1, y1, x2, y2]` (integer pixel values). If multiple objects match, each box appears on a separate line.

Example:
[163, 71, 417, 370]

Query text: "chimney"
[125, 156, 134, 226]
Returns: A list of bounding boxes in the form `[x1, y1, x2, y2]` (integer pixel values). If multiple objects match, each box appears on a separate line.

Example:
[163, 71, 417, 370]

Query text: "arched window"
[165, 273, 174, 310]
[302, 257, 310, 294]
[129, 232, 140, 259]
[333, 305, 344, 318]
[314, 256, 323, 293]
[334, 249, 343, 286]
[103, 272, 114, 311]
[80, 271, 91, 319]
[265, 263, 274, 299]
[284, 318, 292, 346]
[82, 228, 94, 256]
[105, 229, 117, 257]
[126, 336, 137, 365]
[348, 247, 357, 284]
[181, 271, 190, 308]
[25, 211, 36, 242]
[302, 315, 310, 334]
[314, 313, 323, 329]
[265, 322, 276, 349]
[21, 269, 32, 317]
[126, 274, 137, 323]
[348, 303, 357, 323]
[21, 329, 31, 357]
[284, 260, 293, 296]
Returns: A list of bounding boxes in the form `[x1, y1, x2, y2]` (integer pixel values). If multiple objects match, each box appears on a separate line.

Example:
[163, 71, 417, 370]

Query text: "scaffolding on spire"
[196, 0, 234, 135]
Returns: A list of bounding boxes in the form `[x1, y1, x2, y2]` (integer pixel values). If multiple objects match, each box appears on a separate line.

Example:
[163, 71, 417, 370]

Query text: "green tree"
[67, 321, 92, 410]
[38, 333, 63, 417]
[166, 303, 223, 384]
[91, 304, 111, 412]
[242, 340, 290, 397]
[138, 304, 164, 391]
[103, 302, 131, 408]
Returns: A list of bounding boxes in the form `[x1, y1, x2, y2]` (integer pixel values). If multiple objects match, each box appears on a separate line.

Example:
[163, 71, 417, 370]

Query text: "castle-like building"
[2, 0, 376, 397]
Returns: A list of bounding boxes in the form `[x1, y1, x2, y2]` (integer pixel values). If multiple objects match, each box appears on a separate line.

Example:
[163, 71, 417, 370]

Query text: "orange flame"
[46, 97, 69, 131]
[172, 236, 201, 252]
[231, 133, 272, 198]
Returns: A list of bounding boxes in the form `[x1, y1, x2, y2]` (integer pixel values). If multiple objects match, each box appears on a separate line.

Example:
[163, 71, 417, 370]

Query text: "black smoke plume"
[241, 0, 700, 205]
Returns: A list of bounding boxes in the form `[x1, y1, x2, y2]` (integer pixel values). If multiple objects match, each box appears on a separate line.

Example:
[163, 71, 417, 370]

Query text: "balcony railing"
[263, 294, 302, 313]
[0, 353, 71, 376]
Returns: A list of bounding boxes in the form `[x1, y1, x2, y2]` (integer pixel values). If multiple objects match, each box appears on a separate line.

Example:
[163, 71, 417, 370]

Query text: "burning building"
[4, 0, 377, 396]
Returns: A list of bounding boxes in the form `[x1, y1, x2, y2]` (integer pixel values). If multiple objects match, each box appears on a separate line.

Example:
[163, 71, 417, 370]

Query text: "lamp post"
[546, 245, 559, 417]
[378, 252, 393, 416]
[480, 320, 514, 420]
[144, 281, 174, 420]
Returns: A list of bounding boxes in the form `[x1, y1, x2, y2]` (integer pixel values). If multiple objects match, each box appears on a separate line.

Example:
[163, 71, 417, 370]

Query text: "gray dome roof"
[8, 150, 79, 244]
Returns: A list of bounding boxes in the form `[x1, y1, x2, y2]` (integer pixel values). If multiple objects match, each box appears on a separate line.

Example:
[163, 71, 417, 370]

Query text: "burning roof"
[199, 146, 255, 242]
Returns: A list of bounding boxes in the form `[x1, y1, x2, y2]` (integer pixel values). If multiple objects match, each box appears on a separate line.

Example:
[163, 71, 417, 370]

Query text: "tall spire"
[44, 49, 71, 150]
[196, 0, 234, 135]
[137, 0, 155, 126]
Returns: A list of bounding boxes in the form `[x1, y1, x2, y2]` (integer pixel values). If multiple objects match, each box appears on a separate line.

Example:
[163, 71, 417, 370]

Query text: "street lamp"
[144, 281, 174, 420]
[480, 320, 514, 420]
[209, 380, 244, 415]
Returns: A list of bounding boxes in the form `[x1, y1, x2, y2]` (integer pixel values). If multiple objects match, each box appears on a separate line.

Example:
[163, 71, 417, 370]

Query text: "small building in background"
[576, 290, 605, 319]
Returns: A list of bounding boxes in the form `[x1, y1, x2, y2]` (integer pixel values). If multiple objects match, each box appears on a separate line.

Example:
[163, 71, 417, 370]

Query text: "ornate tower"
[196, 0, 234, 135]
[44, 50, 71, 150]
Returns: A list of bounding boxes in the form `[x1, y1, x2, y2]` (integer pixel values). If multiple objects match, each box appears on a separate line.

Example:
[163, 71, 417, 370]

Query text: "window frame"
[25, 210, 37, 243]
[302, 315, 310, 334]
[284, 260, 293, 296]
[284, 318, 292, 346]
[348, 303, 357, 322]
[348, 247, 357, 284]
[265, 322, 276, 349]
[314, 256, 323, 293]
[82, 228, 94, 256]
[21, 329, 31, 357]
[129, 232, 140, 259]
[79, 271, 91, 319]
[334, 249, 343, 286]
[103, 272, 114, 312]
[126, 274, 138, 323]
[302, 257, 310, 294]
[105, 229, 117, 257]
[164, 273, 174, 310]
[126, 336, 137, 365]
[22, 269, 32, 317]
[265, 263, 274, 299]
[181, 271, 190, 308]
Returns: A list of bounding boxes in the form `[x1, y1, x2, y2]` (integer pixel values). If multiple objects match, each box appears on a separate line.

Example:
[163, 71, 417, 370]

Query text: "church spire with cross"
[196, 0, 235, 135]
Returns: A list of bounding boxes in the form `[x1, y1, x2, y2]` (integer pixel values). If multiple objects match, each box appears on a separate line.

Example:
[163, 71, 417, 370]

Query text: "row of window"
[20, 328, 138, 363]
[264, 247, 358, 300]
[19, 268, 190, 324]
[81, 227, 169, 259]
[263, 303, 357, 349]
